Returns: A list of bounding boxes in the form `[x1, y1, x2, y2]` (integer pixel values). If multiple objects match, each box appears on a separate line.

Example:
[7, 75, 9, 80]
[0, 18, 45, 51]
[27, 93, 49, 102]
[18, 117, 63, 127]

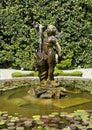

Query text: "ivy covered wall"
[0, 0, 92, 69]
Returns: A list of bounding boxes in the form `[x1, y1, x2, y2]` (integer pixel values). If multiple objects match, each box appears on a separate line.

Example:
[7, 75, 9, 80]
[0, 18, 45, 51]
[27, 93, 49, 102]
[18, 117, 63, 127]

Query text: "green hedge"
[12, 72, 35, 77]
[0, 0, 92, 69]
[12, 70, 82, 77]
[54, 70, 83, 76]
[54, 69, 63, 76]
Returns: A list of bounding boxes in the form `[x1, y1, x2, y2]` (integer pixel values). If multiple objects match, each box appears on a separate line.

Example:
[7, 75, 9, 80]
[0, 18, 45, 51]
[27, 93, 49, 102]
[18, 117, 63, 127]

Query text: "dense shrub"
[34, 71, 38, 76]
[56, 59, 72, 69]
[12, 72, 35, 77]
[54, 69, 63, 76]
[54, 70, 83, 76]
[12, 70, 82, 77]
[0, 0, 92, 69]
[62, 71, 83, 76]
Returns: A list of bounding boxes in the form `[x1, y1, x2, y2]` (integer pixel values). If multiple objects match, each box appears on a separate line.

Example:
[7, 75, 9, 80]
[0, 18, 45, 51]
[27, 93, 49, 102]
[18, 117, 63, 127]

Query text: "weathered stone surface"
[33, 86, 67, 99]
[40, 93, 52, 99]
[35, 88, 47, 97]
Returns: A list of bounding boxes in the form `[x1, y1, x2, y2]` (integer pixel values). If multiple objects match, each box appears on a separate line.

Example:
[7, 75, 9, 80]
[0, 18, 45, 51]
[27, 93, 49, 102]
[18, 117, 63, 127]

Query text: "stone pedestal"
[29, 80, 67, 99]
[34, 86, 67, 99]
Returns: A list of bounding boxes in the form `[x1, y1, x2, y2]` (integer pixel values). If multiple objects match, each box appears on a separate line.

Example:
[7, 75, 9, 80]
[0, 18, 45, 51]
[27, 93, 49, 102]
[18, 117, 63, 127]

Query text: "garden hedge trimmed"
[12, 71, 38, 77]
[12, 70, 83, 77]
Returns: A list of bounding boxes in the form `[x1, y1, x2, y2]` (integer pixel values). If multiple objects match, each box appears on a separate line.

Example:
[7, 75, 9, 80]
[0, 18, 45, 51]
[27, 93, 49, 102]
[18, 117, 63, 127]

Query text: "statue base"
[29, 80, 67, 99]
[34, 86, 67, 99]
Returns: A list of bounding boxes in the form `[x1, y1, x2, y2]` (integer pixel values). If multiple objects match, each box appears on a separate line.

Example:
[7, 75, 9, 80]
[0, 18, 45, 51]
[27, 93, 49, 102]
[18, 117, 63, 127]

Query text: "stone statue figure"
[34, 24, 62, 84]
[43, 25, 62, 81]
[32, 23, 67, 98]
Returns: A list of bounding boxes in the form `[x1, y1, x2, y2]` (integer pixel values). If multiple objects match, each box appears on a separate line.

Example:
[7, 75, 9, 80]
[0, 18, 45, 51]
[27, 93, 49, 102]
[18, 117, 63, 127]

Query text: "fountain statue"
[31, 22, 67, 99]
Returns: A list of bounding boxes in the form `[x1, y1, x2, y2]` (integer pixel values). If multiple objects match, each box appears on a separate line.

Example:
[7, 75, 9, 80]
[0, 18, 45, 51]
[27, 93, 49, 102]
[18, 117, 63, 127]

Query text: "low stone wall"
[56, 77, 92, 94]
[0, 78, 39, 92]
[0, 77, 92, 93]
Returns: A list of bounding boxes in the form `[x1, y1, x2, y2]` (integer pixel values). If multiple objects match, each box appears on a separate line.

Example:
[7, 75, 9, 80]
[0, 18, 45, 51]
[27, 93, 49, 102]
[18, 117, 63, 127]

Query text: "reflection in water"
[0, 86, 92, 118]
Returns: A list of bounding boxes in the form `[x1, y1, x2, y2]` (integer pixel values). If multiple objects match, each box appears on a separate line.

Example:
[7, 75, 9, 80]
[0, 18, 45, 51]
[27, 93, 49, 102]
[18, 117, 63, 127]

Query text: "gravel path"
[0, 68, 92, 80]
[0, 69, 33, 79]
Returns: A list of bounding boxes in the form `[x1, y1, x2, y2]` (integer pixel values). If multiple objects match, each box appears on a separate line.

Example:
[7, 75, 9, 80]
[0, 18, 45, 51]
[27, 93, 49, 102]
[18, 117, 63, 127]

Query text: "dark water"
[0, 86, 92, 118]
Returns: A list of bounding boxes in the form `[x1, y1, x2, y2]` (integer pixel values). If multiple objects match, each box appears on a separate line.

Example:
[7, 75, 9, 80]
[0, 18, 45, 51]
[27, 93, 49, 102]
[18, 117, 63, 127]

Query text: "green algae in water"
[52, 97, 91, 108]
[0, 86, 92, 117]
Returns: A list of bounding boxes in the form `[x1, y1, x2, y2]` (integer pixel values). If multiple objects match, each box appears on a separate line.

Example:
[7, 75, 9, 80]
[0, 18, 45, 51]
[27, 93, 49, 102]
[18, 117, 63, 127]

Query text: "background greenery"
[0, 0, 92, 69]
[11, 70, 83, 77]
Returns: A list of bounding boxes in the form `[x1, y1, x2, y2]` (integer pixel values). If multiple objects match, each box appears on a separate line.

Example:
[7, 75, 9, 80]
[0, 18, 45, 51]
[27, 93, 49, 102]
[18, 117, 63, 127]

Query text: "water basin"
[0, 86, 92, 118]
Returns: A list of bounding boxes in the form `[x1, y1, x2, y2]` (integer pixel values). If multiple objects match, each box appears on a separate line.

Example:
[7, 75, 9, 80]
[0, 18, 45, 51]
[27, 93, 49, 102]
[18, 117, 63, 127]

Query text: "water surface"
[0, 86, 92, 118]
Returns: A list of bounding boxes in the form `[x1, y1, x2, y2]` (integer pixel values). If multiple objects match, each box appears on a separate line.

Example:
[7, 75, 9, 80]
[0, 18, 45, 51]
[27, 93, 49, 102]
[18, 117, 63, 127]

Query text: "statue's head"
[47, 25, 57, 36]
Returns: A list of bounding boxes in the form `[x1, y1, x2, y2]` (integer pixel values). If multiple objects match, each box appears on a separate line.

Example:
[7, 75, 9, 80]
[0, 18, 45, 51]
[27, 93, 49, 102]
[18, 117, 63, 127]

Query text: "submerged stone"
[52, 97, 91, 109]
[40, 93, 52, 99]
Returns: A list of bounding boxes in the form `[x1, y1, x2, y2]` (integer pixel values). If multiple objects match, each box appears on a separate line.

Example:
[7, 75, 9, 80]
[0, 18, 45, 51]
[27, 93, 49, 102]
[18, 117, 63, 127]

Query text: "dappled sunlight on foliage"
[0, 0, 92, 69]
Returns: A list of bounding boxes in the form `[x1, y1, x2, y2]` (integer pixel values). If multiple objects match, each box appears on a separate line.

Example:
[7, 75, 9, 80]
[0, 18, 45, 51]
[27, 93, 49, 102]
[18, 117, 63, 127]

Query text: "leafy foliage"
[0, 110, 92, 129]
[12, 71, 35, 77]
[12, 70, 82, 77]
[54, 70, 83, 76]
[0, 0, 92, 69]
